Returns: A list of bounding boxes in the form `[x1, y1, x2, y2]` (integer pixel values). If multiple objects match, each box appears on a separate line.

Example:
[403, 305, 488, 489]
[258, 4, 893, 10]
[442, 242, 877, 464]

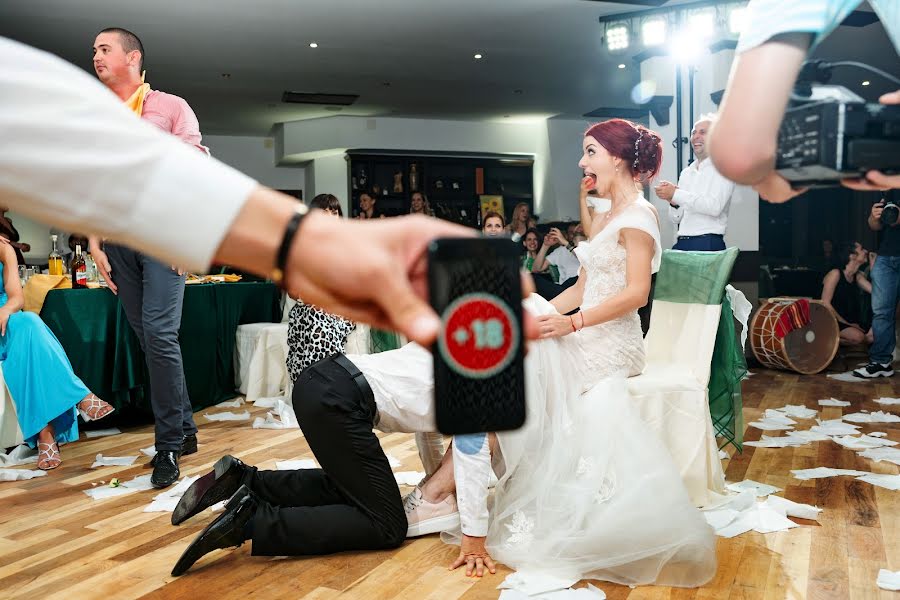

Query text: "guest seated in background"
[530, 226, 581, 301]
[506, 202, 530, 242]
[287, 194, 356, 381]
[526, 215, 538, 231]
[356, 192, 383, 220]
[821, 241, 873, 346]
[0, 238, 114, 469]
[521, 228, 556, 281]
[0, 206, 30, 266]
[481, 211, 506, 237]
[409, 192, 434, 217]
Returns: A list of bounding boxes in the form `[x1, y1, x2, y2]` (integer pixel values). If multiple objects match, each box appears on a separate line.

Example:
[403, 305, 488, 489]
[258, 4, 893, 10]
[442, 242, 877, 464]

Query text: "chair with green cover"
[627, 248, 746, 507]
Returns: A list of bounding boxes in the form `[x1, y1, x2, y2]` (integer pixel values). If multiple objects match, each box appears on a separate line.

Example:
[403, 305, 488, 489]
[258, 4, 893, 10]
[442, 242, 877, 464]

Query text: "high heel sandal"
[37, 440, 62, 470]
[78, 394, 115, 421]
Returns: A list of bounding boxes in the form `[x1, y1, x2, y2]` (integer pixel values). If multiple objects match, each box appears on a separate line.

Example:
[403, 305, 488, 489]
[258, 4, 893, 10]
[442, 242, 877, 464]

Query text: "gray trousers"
[106, 244, 196, 451]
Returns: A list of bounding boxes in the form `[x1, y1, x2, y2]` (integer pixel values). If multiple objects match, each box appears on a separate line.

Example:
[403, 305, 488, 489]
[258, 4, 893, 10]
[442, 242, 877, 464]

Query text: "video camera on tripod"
[775, 59, 900, 187]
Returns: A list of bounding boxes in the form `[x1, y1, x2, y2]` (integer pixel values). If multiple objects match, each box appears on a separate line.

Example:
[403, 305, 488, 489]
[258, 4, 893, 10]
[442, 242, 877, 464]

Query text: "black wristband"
[271, 203, 309, 286]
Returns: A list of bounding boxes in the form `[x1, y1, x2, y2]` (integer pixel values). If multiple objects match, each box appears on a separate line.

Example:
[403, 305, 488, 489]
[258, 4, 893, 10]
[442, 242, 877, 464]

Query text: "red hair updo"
[584, 119, 663, 181]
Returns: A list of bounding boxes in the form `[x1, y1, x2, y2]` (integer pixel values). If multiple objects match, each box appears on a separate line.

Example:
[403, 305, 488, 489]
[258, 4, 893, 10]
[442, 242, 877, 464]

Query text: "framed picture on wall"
[479, 195, 504, 218]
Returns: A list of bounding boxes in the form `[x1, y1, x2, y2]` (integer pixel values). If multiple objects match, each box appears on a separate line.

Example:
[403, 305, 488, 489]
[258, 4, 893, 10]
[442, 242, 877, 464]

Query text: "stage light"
[672, 30, 705, 64]
[862, 80, 871, 86]
[728, 6, 748, 35]
[618, 63, 626, 69]
[606, 22, 630, 51]
[688, 9, 715, 39]
[642, 17, 667, 46]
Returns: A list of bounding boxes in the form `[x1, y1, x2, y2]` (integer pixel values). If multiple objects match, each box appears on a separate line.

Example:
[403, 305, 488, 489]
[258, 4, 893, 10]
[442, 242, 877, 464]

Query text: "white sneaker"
[403, 486, 460, 537]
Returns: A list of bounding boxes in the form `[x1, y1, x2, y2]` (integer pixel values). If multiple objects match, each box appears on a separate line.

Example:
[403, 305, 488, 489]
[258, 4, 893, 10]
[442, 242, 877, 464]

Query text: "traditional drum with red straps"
[750, 297, 839, 375]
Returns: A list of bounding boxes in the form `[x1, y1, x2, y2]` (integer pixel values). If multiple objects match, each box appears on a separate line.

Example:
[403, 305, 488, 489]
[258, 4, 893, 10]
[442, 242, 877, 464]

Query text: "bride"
[417, 118, 717, 587]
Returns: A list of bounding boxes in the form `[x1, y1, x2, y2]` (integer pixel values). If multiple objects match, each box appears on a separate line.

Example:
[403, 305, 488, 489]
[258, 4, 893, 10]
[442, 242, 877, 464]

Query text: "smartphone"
[427, 237, 525, 435]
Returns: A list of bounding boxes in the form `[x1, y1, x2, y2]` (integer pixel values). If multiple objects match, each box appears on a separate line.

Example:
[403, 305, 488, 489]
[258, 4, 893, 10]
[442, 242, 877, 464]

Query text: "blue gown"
[0, 263, 87, 447]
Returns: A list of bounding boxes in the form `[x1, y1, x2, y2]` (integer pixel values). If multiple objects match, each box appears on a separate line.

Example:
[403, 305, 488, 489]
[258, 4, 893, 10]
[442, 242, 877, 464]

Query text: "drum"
[750, 297, 839, 375]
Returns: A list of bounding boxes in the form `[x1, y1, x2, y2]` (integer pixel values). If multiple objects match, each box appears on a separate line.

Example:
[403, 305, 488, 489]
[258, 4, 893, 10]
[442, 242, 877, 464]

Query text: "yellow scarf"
[124, 71, 151, 116]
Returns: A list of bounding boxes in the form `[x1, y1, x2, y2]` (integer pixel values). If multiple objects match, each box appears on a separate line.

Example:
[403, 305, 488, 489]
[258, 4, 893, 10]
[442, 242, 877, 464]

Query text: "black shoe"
[172, 455, 252, 526]
[151, 450, 180, 488]
[171, 485, 256, 576]
[853, 362, 894, 378]
[148, 434, 198, 468]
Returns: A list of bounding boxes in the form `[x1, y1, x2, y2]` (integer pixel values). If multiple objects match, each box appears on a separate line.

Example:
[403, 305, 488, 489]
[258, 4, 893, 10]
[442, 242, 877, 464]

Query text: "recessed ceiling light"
[474, 53, 483, 60]
[862, 80, 870, 86]
[618, 63, 626, 69]
[309, 42, 318, 48]
[221, 73, 231, 79]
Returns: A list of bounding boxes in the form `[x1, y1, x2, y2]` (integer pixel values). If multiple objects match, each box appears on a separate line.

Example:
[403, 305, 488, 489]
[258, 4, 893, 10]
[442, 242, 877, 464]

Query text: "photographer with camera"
[853, 196, 900, 377]
[709, 0, 899, 203]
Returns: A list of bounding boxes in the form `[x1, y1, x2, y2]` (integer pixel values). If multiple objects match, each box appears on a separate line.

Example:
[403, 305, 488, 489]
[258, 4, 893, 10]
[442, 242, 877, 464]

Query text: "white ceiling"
[1, 0, 896, 135]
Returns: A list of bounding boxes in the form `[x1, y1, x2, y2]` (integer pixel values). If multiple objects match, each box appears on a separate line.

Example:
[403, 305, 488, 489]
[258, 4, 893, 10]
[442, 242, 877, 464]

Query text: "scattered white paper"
[701, 490, 757, 513]
[842, 411, 900, 424]
[252, 399, 298, 430]
[498, 571, 580, 596]
[856, 474, 900, 491]
[252, 396, 281, 409]
[82, 474, 154, 499]
[0, 468, 47, 482]
[84, 428, 122, 438]
[203, 411, 250, 422]
[714, 502, 799, 538]
[215, 398, 245, 409]
[210, 500, 227, 512]
[386, 453, 402, 468]
[810, 419, 861, 436]
[827, 372, 872, 383]
[144, 476, 200, 512]
[91, 454, 139, 468]
[726, 480, 781, 497]
[791, 467, 870, 480]
[869, 432, 888, 438]
[718, 450, 729, 459]
[831, 435, 899, 450]
[745, 435, 809, 448]
[786, 430, 833, 442]
[858, 447, 900, 466]
[818, 398, 851, 407]
[877, 569, 900, 591]
[141, 446, 157, 458]
[0, 445, 37, 467]
[875, 397, 900, 406]
[748, 419, 795, 431]
[275, 459, 318, 470]
[394, 471, 426, 486]
[771, 405, 817, 419]
[703, 508, 741, 530]
[499, 586, 606, 600]
[764, 495, 822, 521]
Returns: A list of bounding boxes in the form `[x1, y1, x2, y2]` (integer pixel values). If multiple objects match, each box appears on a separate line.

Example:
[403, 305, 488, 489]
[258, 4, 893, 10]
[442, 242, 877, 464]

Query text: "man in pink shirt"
[88, 27, 204, 488]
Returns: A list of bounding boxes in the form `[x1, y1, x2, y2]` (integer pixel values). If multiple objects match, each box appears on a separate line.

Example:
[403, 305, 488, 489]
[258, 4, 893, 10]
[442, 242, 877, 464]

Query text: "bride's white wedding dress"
[486, 198, 716, 587]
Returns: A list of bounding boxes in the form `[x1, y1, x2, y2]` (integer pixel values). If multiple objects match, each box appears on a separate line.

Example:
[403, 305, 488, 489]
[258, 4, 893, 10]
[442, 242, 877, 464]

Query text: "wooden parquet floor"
[0, 369, 898, 600]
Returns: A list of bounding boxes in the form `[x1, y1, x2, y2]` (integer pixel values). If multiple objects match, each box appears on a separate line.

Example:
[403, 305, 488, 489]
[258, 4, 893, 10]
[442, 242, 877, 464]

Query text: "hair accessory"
[632, 127, 644, 170]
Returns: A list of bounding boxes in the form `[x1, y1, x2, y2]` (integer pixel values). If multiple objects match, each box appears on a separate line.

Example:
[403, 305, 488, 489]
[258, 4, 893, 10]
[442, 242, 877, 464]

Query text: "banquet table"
[38, 282, 281, 416]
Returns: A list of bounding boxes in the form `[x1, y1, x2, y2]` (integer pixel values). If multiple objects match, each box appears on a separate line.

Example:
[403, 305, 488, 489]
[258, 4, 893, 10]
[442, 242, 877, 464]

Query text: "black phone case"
[428, 238, 525, 435]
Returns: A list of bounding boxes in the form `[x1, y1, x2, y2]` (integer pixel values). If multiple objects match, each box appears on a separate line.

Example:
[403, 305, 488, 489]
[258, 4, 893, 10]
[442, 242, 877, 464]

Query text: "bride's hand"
[536, 314, 574, 338]
[450, 535, 497, 577]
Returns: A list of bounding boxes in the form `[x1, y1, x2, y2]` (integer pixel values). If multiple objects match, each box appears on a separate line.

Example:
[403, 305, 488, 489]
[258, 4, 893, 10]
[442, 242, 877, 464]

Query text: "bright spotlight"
[728, 6, 748, 34]
[642, 18, 667, 46]
[672, 30, 705, 64]
[606, 23, 630, 51]
[688, 9, 715, 39]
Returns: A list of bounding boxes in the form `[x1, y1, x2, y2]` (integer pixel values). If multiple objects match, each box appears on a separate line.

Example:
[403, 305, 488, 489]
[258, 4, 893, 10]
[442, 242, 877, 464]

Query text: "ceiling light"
[688, 9, 715, 39]
[862, 80, 871, 86]
[606, 22, 630, 51]
[309, 42, 318, 48]
[642, 18, 667, 46]
[618, 63, 626, 69]
[474, 53, 483, 60]
[728, 6, 748, 35]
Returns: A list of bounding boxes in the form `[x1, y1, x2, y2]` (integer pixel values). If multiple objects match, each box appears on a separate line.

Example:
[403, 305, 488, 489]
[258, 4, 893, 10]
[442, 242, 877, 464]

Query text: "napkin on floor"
[394, 471, 425, 486]
[276, 459, 318, 471]
[215, 398, 245, 409]
[726, 480, 781, 497]
[203, 411, 250, 422]
[831, 435, 898, 450]
[818, 398, 851, 407]
[84, 428, 122, 438]
[858, 447, 900, 466]
[791, 467, 870, 480]
[875, 397, 900, 406]
[83, 474, 154, 499]
[856, 474, 900, 491]
[842, 411, 900, 424]
[0, 468, 47, 482]
[0, 445, 37, 467]
[877, 569, 900, 591]
[764, 495, 821, 521]
[498, 571, 580, 596]
[144, 476, 199, 512]
[91, 454, 139, 468]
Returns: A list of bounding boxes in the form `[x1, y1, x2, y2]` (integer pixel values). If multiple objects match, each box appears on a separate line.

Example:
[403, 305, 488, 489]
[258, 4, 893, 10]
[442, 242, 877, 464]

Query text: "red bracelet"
[578, 312, 585, 331]
[569, 315, 577, 332]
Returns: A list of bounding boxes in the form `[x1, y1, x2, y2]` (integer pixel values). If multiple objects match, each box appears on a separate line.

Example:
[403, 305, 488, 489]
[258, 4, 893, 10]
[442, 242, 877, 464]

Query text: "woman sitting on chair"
[0, 238, 114, 470]
[821, 241, 874, 345]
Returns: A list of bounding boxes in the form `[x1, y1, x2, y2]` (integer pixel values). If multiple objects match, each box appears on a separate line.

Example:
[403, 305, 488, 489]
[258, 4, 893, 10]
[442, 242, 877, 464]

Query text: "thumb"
[378, 272, 441, 346]
[879, 90, 900, 105]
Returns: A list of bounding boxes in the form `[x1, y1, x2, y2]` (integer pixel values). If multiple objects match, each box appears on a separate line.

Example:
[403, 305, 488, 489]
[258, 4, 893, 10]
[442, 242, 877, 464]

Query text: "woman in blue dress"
[0, 239, 114, 470]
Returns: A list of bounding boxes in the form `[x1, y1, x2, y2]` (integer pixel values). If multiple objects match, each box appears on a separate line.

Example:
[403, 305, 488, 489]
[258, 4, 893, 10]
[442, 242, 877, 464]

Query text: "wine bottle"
[48, 234, 64, 276]
[71, 244, 87, 289]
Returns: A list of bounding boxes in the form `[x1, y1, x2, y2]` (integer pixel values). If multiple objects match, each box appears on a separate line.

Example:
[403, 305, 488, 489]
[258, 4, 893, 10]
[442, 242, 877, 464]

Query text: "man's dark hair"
[99, 27, 144, 71]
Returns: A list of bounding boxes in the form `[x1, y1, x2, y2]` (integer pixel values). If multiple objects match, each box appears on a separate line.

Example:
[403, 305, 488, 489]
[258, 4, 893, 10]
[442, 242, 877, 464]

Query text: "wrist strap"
[270, 203, 310, 286]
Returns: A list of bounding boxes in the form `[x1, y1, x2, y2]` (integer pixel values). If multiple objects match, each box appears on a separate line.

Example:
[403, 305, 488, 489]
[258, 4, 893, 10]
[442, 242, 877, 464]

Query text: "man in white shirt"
[655, 114, 735, 251]
[531, 227, 582, 300]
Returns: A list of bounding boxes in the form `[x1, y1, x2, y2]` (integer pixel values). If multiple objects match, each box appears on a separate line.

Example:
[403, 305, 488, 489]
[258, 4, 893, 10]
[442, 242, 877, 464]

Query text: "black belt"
[332, 353, 377, 418]
[677, 233, 724, 240]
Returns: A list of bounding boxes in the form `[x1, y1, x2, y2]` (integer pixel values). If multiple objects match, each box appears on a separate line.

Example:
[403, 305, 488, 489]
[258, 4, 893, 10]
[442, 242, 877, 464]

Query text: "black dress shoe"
[172, 455, 252, 526]
[171, 485, 256, 576]
[151, 450, 180, 488]
[149, 434, 198, 468]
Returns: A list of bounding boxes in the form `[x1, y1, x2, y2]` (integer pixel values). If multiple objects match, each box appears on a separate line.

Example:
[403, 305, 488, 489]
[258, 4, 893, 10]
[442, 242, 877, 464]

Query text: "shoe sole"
[406, 512, 461, 538]
[171, 491, 247, 576]
[853, 371, 894, 378]
[171, 456, 242, 526]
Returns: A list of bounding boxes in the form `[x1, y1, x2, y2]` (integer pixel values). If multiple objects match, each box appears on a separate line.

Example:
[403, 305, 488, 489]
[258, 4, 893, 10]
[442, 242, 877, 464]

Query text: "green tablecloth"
[38, 282, 281, 416]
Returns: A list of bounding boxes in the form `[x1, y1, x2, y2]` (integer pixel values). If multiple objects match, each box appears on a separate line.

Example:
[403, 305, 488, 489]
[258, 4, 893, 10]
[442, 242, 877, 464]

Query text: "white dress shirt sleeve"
[672, 164, 735, 218]
[0, 37, 258, 271]
[668, 202, 684, 225]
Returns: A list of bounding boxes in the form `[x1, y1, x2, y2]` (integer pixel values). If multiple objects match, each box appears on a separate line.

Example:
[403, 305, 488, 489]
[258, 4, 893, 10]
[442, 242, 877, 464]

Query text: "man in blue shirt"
[709, 0, 899, 203]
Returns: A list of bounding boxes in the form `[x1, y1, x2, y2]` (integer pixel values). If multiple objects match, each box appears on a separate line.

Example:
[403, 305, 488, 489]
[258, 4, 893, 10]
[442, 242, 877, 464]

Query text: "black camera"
[881, 201, 900, 227]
